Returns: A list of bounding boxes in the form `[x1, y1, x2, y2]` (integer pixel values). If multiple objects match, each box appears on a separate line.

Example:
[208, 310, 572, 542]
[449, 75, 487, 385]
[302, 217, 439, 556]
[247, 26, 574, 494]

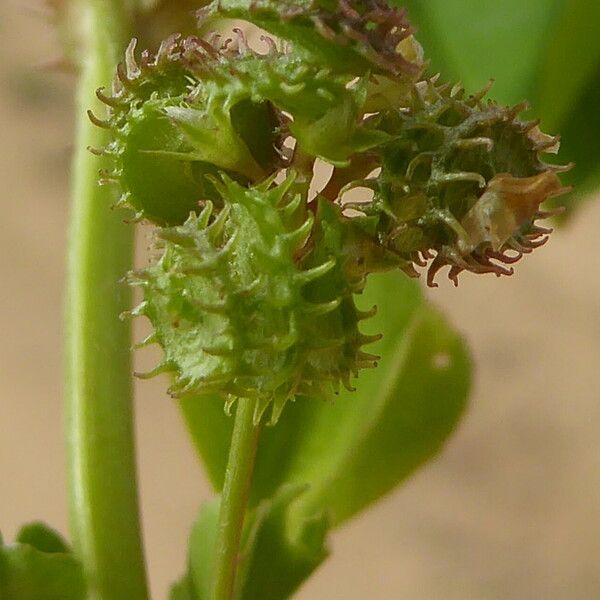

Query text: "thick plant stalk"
[65, 1, 148, 599]
[212, 400, 261, 600]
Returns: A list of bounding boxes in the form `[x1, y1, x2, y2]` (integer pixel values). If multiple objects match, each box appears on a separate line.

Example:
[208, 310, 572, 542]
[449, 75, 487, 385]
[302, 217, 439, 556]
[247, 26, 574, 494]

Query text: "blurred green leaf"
[176, 486, 328, 600]
[170, 575, 197, 600]
[0, 524, 85, 600]
[538, 1, 600, 212]
[187, 499, 220, 600]
[15, 524, 70, 556]
[400, 0, 563, 103]
[235, 485, 328, 600]
[538, 0, 600, 129]
[182, 272, 470, 524]
[546, 61, 600, 213]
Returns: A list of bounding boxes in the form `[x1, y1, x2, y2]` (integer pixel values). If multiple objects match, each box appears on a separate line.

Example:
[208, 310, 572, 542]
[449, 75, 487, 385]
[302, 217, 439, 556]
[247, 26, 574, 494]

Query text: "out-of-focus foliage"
[397, 0, 600, 216]
[0, 524, 85, 600]
[172, 485, 328, 600]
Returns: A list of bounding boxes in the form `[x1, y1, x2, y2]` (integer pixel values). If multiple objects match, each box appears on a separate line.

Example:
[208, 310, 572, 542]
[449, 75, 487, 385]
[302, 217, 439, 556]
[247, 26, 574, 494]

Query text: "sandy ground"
[1, 4, 599, 599]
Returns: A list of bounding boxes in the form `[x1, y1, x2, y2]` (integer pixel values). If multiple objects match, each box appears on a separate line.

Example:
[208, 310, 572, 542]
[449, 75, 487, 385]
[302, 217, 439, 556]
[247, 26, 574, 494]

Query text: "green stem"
[65, 2, 148, 599]
[211, 400, 261, 600]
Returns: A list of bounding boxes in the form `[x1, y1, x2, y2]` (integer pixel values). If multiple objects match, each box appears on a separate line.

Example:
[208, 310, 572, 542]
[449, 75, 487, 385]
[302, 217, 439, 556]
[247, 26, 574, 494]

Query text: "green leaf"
[187, 499, 221, 600]
[175, 486, 329, 600]
[537, 0, 600, 130]
[542, 61, 600, 215]
[15, 524, 70, 555]
[181, 272, 470, 524]
[537, 0, 600, 214]
[399, 0, 564, 104]
[235, 485, 328, 600]
[291, 306, 469, 524]
[169, 575, 197, 600]
[568, 79, 600, 186]
[0, 525, 85, 600]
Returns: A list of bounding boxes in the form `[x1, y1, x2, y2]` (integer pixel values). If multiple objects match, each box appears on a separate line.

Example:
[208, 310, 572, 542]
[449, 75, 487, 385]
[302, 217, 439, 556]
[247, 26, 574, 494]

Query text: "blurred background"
[1, 2, 599, 598]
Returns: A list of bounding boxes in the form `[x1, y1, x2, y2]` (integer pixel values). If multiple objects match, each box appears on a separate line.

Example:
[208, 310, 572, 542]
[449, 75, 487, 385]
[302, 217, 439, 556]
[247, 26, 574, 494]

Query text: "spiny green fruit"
[359, 79, 571, 286]
[91, 32, 387, 225]
[176, 30, 390, 166]
[128, 175, 380, 423]
[90, 35, 284, 225]
[198, 0, 421, 77]
[90, 3, 570, 419]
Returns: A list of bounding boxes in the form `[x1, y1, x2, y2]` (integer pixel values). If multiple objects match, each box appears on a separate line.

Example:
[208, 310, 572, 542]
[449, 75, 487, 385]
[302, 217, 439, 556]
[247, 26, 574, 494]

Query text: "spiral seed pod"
[198, 0, 420, 77]
[361, 79, 571, 286]
[128, 176, 380, 423]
